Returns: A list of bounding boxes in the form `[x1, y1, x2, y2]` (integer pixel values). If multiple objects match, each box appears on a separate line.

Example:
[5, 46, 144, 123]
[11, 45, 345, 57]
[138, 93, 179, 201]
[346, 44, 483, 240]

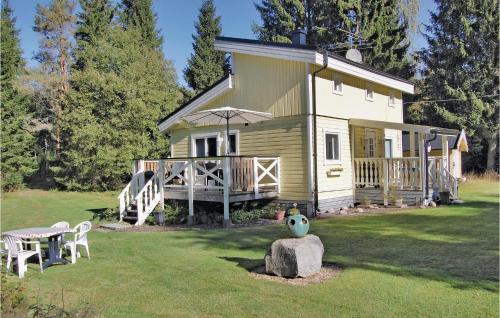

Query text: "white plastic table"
[4, 227, 74, 269]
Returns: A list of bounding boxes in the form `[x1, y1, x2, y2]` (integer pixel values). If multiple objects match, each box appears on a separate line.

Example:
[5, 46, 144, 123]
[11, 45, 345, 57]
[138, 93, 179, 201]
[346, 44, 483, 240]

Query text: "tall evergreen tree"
[359, 0, 413, 78]
[59, 6, 179, 190]
[121, 0, 162, 50]
[0, 0, 36, 191]
[252, 0, 308, 43]
[184, 0, 230, 93]
[253, 0, 414, 77]
[411, 0, 499, 171]
[74, 0, 114, 70]
[32, 0, 76, 157]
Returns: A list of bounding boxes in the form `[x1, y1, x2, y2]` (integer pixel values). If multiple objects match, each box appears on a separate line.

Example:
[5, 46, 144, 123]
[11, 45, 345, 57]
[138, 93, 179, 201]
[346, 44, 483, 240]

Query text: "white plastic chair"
[0, 240, 7, 267]
[51, 221, 70, 257]
[3, 235, 43, 278]
[63, 221, 91, 264]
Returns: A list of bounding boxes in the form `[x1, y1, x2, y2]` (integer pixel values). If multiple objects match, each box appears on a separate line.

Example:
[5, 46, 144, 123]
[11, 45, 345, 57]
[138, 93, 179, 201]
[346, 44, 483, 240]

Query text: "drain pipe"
[311, 50, 329, 214]
[424, 130, 438, 201]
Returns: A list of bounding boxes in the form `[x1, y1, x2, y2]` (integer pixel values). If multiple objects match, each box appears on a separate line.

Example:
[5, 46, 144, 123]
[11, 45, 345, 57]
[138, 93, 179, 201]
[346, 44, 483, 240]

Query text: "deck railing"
[353, 157, 422, 190]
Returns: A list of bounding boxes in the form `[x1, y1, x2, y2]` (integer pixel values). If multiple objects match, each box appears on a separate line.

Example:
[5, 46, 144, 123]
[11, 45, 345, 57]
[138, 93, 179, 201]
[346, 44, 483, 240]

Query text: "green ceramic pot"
[287, 214, 310, 238]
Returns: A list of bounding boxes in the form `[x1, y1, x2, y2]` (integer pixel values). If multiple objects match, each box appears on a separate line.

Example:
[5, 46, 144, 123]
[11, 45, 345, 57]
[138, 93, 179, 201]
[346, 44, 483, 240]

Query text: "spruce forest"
[1, 0, 498, 191]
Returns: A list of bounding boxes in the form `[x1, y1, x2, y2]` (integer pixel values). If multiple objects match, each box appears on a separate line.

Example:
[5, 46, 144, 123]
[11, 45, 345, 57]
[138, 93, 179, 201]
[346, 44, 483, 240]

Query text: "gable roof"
[158, 74, 233, 133]
[215, 36, 414, 94]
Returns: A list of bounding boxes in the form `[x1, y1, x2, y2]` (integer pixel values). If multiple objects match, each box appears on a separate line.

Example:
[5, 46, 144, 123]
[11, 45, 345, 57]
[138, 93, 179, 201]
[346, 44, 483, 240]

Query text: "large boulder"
[265, 234, 324, 278]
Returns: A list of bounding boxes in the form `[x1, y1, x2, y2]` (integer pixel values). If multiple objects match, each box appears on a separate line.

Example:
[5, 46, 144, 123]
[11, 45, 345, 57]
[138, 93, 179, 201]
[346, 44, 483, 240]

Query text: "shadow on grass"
[172, 200, 499, 292]
[86, 208, 109, 221]
[219, 257, 264, 270]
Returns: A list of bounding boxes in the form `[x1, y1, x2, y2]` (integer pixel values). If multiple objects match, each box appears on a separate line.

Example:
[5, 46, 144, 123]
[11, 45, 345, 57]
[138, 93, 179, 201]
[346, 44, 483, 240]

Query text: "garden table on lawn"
[3, 227, 74, 269]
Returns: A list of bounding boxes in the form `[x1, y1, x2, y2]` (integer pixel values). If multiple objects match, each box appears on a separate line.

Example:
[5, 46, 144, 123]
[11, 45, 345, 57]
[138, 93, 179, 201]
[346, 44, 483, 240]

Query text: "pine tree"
[0, 0, 36, 191]
[184, 0, 230, 93]
[33, 0, 76, 157]
[59, 5, 180, 190]
[253, 0, 415, 77]
[252, 0, 307, 43]
[412, 0, 499, 171]
[360, 0, 414, 78]
[121, 0, 162, 50]
[74, 0, 114, 70]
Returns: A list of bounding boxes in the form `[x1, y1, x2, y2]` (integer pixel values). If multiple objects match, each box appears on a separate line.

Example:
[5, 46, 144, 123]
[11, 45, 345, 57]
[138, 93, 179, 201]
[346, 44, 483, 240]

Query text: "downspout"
[311, 51, 329, 214]
[424, 130, 438, 200]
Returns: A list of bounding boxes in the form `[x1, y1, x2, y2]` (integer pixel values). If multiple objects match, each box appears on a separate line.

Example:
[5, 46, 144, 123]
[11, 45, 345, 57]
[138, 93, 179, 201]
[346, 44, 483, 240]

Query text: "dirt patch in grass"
[97, 219, 284, 232]
[249, 263, 343, 286]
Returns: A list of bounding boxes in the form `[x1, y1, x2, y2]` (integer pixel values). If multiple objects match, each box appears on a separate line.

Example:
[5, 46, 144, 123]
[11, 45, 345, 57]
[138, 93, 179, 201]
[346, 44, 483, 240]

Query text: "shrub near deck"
[0, 180, 498, 317]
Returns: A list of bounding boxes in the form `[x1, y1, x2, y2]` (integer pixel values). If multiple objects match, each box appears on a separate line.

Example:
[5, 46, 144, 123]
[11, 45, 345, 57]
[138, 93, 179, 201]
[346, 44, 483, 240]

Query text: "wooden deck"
[164, 188, 278, 203]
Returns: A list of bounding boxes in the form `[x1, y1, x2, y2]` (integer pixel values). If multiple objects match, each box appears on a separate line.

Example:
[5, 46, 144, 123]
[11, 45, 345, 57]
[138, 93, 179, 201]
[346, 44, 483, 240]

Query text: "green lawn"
[1, 181, 498, 317]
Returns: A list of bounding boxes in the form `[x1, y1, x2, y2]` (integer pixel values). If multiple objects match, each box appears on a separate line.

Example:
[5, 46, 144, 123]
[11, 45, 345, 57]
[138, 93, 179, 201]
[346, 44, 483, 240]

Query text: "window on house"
[325, 132, 341, 162]
[388, 91, 396, 107]
[384, 139, 393, 158]
[366, 84, 374, 101]
[194, 135, 218, 157]
[228, 133, 238, 155]
[333, 75, 343, 94]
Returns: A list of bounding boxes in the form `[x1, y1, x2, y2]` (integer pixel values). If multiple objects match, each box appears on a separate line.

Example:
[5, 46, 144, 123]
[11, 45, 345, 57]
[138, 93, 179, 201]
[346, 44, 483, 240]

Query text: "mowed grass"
[1, 181, 498, 317]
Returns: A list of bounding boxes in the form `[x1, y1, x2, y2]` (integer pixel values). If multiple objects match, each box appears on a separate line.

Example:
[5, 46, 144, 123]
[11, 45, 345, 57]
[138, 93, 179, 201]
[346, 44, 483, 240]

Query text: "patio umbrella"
[182, 106, 272, 155]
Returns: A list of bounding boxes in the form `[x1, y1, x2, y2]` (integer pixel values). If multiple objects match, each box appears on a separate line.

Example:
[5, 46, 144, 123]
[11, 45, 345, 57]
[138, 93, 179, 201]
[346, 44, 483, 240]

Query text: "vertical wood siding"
[316, 116, 354, 201]
[199, 54, 306, 117]
[169, 116, 309, 200]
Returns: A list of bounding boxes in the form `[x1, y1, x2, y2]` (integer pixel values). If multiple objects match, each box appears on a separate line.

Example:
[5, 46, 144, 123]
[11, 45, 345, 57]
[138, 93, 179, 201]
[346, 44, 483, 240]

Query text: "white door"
[365, 130, 376, 158]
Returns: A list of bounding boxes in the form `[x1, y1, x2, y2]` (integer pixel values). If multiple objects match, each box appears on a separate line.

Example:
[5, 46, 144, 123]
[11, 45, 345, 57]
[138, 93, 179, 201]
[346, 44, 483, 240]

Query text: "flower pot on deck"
[275, 210, 286, 221]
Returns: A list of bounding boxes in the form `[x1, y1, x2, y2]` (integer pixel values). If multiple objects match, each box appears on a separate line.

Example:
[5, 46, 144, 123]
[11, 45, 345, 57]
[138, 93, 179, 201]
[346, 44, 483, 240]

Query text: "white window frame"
[324, 130, 342, 165]
[190, 132, 221, 157]
[365, 83, 374, 101]
[227, 129, 240, 155]
[365, 129, 377, 158]
[332, 73, 343, 95]
[388, 90, 396, 107]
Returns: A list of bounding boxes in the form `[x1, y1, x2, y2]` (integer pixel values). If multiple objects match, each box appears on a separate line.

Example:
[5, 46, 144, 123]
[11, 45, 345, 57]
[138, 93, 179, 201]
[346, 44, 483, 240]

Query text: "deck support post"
[383, 160, 389, 206]
[441, 135, 449, 171]
[159, 160, 165, 213]
[187, 159, 194, 225]
[223, 157, 231, 227]
[418, 133, 426, 200]
[253, 157, 259, 195]
[409, 130, 416, 157]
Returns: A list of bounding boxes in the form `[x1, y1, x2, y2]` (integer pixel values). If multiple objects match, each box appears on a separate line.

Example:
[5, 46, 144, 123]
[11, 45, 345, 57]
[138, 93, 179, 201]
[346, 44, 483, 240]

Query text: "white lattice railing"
[354, 157, 422, 190]
[119, 156, 280, 226]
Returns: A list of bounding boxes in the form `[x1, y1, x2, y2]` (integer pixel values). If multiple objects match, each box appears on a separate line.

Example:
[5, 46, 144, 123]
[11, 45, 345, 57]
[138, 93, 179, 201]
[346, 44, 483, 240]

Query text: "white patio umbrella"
[182, 106, 272, 155]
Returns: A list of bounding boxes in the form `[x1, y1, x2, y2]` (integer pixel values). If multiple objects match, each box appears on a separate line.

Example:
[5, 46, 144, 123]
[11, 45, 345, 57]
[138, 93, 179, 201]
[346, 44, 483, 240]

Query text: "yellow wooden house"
[118, 33, 467, 226]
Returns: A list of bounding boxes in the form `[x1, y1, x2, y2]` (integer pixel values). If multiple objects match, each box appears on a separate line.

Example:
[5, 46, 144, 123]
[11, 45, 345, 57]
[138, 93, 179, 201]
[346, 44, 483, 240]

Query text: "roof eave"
[158, 74, 234, 133]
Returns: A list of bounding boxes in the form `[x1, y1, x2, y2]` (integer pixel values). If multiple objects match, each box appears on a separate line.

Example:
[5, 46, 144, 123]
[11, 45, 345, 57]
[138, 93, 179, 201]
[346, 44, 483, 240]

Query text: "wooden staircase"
[118, 163, 164, 226]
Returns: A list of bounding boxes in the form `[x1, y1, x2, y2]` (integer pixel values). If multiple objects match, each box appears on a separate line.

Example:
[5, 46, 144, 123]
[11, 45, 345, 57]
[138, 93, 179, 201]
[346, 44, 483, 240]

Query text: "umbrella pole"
[226, 117, 230, 155]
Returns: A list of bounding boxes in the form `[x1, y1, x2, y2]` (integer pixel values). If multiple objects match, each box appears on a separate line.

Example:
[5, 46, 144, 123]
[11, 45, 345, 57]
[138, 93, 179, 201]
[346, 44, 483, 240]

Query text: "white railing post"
[383, 160, 389, 206]
[159, 160, 165, 213]
[119, 195, 125, 222]
[187, 159, 194, 225]
[223, 157, 231, 227]
[253, 157, 259, 195]
[276, 157, 281, 193]
[138, 160, 145, 190]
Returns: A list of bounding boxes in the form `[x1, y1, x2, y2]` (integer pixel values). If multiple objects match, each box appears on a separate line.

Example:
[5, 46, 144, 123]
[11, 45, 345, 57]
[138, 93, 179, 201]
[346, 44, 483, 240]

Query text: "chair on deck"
[2, 235, 43, 278]
[63, 221, 91, 264]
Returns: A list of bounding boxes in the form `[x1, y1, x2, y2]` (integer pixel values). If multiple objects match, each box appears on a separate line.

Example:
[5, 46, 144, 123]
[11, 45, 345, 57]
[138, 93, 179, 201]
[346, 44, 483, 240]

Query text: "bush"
[231, 208, 261, 224]
[145, 203, 188, 225]
[92, 207, 119, 221]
